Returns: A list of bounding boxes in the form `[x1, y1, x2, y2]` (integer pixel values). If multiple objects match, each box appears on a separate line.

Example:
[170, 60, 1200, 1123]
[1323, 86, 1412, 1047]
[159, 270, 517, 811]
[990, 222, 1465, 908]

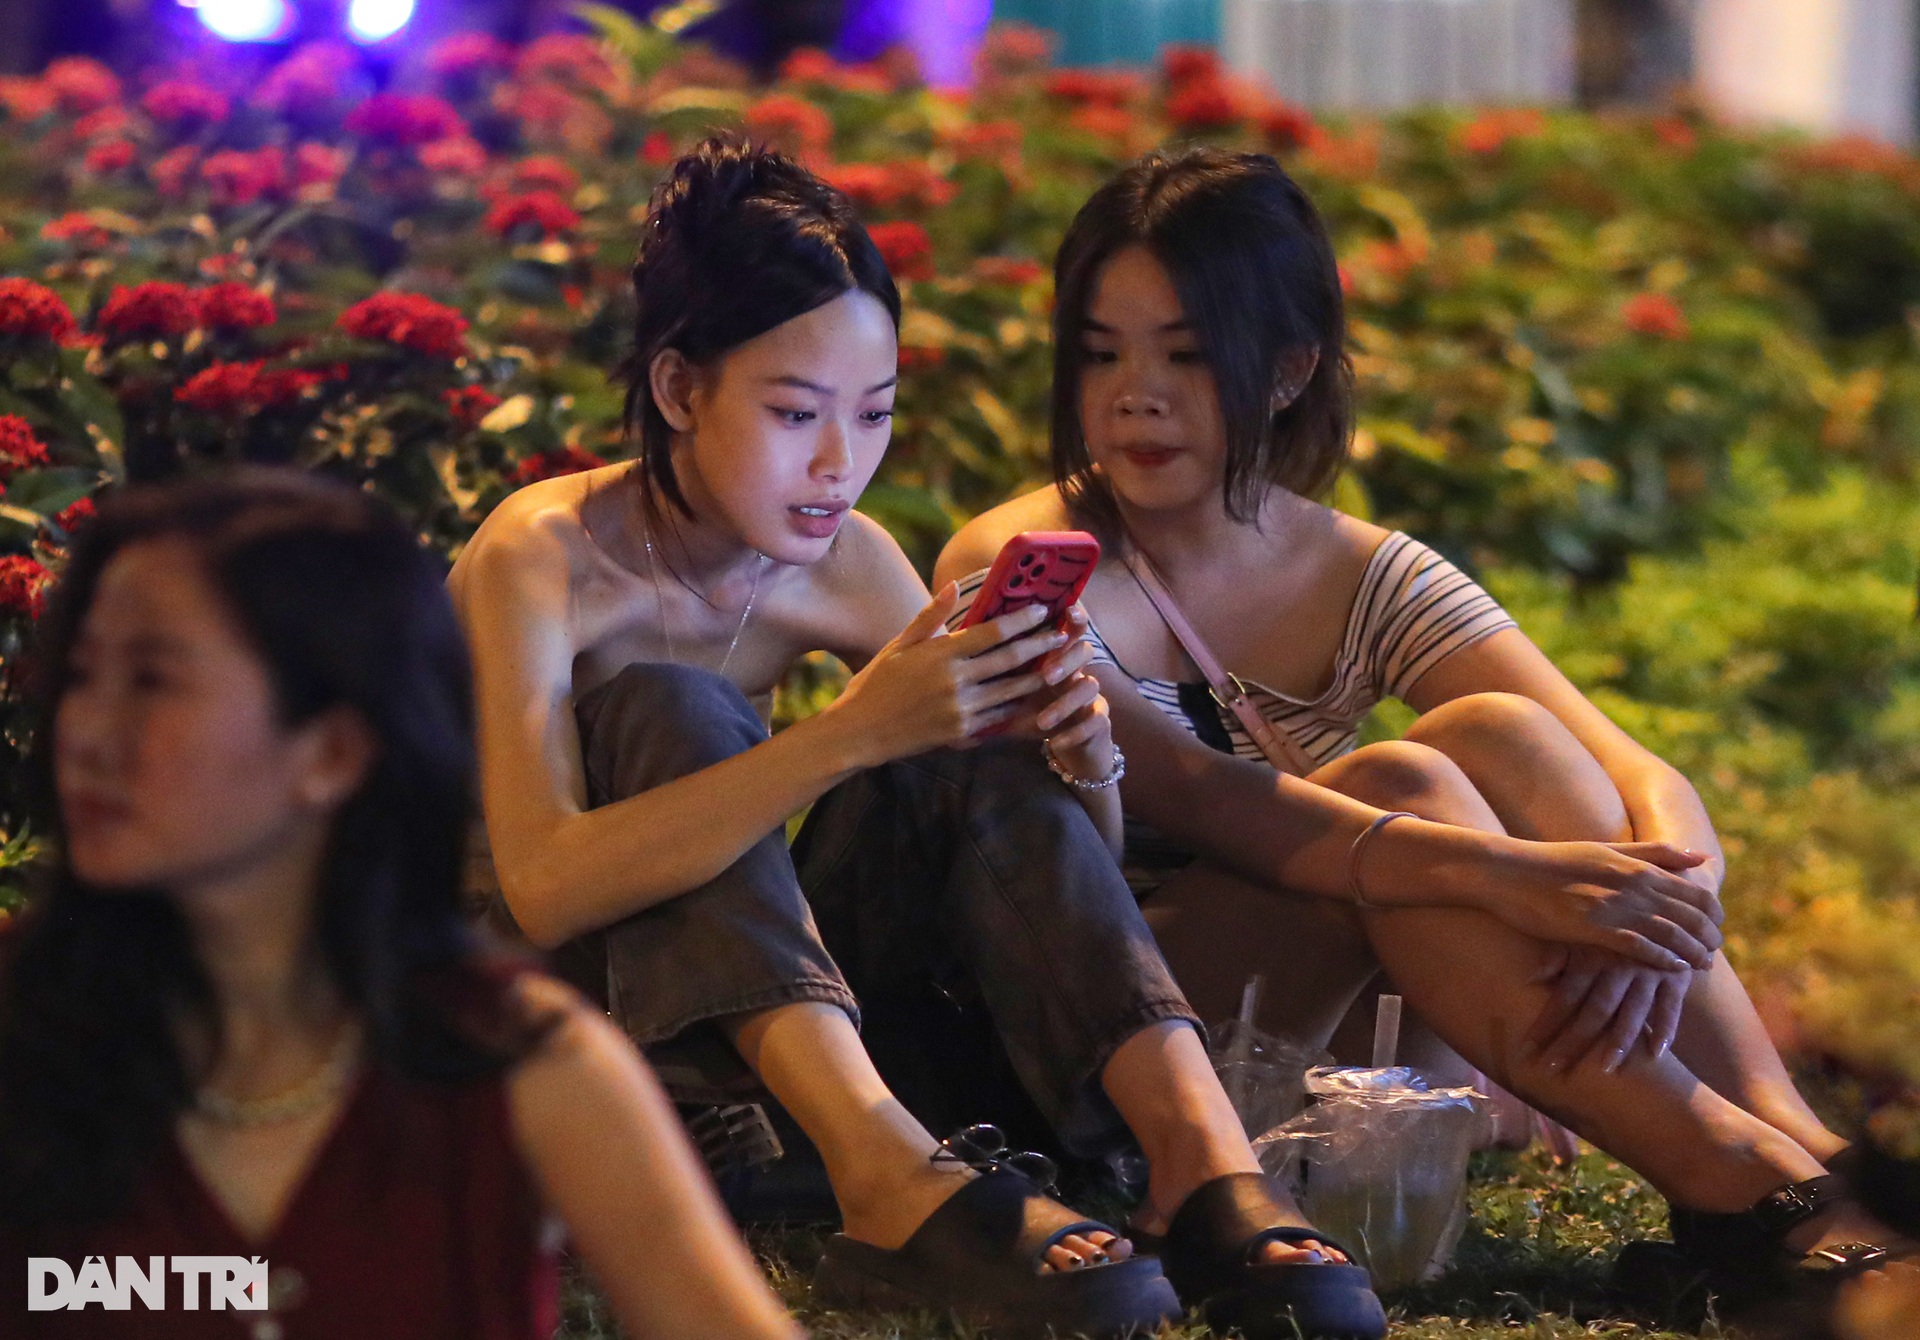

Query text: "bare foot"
[838, 1157, 1135, 1274]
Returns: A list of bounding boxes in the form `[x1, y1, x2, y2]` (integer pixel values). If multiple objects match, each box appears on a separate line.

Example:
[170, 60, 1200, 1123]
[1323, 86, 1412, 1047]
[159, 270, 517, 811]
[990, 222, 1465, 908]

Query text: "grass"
[557, 1147, 1728, 1339]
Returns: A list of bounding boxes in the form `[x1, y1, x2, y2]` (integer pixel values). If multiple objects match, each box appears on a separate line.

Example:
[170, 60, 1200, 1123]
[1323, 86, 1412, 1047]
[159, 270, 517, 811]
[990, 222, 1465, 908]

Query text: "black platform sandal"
[1613, 1172, 1893, 1324]
[1138, 1172, 1387, 1340]
[813, 1126, 1182, 1339]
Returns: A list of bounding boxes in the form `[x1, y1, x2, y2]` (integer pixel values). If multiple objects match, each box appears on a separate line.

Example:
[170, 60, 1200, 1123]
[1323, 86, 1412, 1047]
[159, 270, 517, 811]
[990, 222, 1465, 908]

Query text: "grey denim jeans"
[561, 661, 1200, 1155]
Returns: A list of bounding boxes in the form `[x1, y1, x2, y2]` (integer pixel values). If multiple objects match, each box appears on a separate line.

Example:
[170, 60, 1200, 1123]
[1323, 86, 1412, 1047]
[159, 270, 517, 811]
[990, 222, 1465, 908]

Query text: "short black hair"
[624, 134, 902, 520]
[1051, 146, 1354, 542]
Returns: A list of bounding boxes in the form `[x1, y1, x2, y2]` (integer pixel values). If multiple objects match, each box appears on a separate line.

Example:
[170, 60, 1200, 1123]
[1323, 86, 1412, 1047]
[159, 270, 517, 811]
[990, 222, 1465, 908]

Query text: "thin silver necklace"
[643, 526, 765, 676]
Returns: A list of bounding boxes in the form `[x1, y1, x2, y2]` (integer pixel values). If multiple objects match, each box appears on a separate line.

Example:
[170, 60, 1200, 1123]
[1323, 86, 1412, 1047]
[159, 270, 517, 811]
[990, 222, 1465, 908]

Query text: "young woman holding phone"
[451, 136, 1400, 1339]
[938, 145, 1909, 1311]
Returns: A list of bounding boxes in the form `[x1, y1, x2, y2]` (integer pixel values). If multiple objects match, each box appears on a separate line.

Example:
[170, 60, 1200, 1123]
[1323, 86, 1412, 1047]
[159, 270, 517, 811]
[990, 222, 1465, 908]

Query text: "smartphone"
[955, 530, 1101, 633]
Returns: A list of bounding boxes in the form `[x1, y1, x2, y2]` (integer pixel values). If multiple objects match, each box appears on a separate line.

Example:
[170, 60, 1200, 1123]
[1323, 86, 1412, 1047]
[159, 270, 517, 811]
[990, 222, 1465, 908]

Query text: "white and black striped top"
[955, 531, 1516, 893]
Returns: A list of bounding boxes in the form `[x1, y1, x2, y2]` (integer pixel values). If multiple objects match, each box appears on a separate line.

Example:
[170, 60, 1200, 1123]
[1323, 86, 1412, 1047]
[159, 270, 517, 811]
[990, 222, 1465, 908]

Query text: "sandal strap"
[1749, 1174, 1846, 1238]
[1242, 1223, 1357, 1265]
[1161, 1172, 1351, 1298]
[901, 1170, 1119, 1270]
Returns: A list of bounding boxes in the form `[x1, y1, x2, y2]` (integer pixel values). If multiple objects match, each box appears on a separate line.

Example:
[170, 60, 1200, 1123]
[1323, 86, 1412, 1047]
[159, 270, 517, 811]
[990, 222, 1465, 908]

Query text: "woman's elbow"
[497, 866, 576, 951]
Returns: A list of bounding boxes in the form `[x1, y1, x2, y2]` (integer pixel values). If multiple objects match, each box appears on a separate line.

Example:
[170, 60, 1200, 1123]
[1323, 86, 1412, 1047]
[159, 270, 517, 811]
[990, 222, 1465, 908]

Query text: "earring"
[1272, 382, 1302, 409]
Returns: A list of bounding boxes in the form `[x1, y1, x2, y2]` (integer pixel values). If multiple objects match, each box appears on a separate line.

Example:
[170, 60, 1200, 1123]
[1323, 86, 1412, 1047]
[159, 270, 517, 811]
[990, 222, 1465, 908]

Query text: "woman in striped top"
[937, 147, 1901, 1295]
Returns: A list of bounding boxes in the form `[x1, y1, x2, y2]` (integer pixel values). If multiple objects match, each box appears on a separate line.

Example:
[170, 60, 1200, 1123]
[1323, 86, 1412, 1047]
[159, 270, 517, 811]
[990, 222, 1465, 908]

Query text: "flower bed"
[0, 19, 1915, 1091]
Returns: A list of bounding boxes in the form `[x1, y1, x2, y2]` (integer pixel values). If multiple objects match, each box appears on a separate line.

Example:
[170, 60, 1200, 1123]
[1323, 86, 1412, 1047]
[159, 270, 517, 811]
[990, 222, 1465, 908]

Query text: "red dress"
[1, 1065, 561, 1338]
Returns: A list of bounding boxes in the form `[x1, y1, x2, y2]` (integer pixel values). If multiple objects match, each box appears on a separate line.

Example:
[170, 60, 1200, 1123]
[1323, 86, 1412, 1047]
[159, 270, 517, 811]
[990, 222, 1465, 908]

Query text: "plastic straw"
[1225, 974, 1265, 1115]
[1372, 993, 1404, 1069]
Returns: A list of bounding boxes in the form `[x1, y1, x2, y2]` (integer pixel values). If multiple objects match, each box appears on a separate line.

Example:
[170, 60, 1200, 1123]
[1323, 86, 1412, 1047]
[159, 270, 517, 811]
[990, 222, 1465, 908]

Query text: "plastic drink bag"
[1254, 1065, 1487, 1289]
[1206, 976, 1329, 1138]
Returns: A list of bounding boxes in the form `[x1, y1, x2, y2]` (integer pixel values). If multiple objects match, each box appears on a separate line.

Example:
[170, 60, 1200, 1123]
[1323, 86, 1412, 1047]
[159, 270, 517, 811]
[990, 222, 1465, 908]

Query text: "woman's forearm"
[491, 705, 873, 948]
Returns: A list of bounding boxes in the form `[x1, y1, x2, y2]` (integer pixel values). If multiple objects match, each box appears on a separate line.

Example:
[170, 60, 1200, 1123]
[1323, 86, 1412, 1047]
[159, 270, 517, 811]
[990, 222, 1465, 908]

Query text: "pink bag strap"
[1123, 553, 1319, 777]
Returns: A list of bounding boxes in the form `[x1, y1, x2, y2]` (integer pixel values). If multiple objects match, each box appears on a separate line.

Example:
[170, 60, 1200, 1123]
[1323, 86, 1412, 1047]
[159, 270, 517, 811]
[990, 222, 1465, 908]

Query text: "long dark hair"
[0, 471, 545, 1231]
[622, 133, 902, 521]
[1051, 146, 1355, 545]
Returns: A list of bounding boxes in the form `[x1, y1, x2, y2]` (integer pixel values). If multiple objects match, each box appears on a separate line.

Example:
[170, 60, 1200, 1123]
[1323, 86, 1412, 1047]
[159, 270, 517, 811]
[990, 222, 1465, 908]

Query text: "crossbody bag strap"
[1122, 554, 1320, 777]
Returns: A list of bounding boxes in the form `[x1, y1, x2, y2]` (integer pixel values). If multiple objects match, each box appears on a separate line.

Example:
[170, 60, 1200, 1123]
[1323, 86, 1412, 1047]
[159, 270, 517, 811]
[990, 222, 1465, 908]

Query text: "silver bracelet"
[1043, 739, 1126, 790]
[1347, 810, 1417, 909]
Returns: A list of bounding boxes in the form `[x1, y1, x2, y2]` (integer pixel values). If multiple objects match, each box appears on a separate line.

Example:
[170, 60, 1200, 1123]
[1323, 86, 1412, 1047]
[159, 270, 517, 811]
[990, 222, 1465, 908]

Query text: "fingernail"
[1604, 1048, 1625, 1074]
[1045, 666, 1065, 684]
[1658, 1036, 1672, 1059]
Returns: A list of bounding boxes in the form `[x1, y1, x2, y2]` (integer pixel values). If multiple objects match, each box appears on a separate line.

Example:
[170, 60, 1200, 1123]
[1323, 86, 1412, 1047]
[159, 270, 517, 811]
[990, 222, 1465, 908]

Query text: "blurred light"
[196, 0, 295, 41]
[347, 0, 415, 42]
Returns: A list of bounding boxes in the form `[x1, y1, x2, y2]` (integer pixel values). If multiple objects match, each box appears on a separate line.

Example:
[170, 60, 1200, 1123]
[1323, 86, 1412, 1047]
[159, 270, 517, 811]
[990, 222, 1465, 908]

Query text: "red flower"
[41, 213, 115, 251]
[0, 555, 54, 620]
[516, 34, 620, 92]
[1652, 115, 1697, 152]
[0, 416, 52, 480]
[1258, 99, 1315, 150]
[142, 80, 229, 127]
[744, 94, 833, 157]
[442, 385, 502, 429]
[511, 155, 579, 195]
[640, 130, 675, 167]
[0, 77, 54, 123]
[151, 145, 199, 198]
[945, 119, 1023, 161]
[199, 282, 277, 331]
[428, 32, 512, 79]
[175, 361, 329, 415]
[336, 291, 470, 360]
[74, 106, 133, 141]
[43, 57, 121, 114]
[868, 220, 934, 282]
[781, 48, 840, 85]
[971, 256, 1045, 287]
[484, 189, 581, 239]
[418, 137, 488, 176]
[98, 282, 201, 340]
[253, 42, 358, 115]
[493, 82, 610, 153]
[0, 279, 78, 343]
[201, 148, 289, 206]
[1071, 103, 1135, 141]
[979, 24, 1054, 73]
[84, 140, 136, 174]
[1457, 108, 1548, 155]
[1623, 291, 1688, 340]
[344, 92, 467, 147]
[1162, 45, 1221, 87]
[1166, 78, 1244, 131]
[292, 142, 351, 192]
[1043, 69, 1143, 105]
[54, 497, 96, 534]
[509, 446, 606, 487]
[898, 344, 946, 372]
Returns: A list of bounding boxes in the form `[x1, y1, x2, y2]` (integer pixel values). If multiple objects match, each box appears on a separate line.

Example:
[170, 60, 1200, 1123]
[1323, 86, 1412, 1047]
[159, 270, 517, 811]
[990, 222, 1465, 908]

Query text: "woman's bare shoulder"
[449, 468, 623, 602]
[935, 486, 1073, 585]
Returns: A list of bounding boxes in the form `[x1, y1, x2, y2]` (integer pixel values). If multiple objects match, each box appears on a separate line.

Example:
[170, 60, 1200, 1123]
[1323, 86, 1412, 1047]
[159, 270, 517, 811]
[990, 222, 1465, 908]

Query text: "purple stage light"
[347, 0, 415, 43]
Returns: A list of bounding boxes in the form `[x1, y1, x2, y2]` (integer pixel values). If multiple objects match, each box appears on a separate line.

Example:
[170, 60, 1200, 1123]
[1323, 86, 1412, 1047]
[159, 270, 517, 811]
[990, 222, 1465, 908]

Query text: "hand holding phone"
[955, 530, 1101, 633]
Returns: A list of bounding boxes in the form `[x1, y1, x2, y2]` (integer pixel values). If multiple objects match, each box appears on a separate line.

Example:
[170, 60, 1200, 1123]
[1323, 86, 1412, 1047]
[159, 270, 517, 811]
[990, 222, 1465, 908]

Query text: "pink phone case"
[956, 530, 1101, 631]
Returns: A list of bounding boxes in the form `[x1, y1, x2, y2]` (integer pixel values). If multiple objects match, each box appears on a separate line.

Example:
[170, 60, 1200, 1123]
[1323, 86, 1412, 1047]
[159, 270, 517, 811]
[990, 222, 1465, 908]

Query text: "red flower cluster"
[253, 42, 357, 116]
[1258, 100, 1315, 151]
[54, 497, 96, 533]
[199, 282, 277, 331]
[944, 119, 1023, 163]
[744, 95, 833, 158]
[978, 24, 1054, 76]
[43, 57, 120, 114]
[823, 160, 956, 214]
[898, 344, 946, 372]
[1651, 115, 1698, 152]
[418, 137, 488, 177]
[176, 361, 329, 415]
[344, 93, 467, 148]
[293, 142, 351, 192]
[640, 131, 675, 167]
[142, 80, 229, 127]
[1456, 108, 1548, 156]
[1166, 79, 1243, 131]
[41, 213, 115, 251]
[508, 446, 605, 486]
[971, 256, 1046, 288]
[201, 148, 289, 206]
[0, 416, 52, 480]
[442, 385, 502, 429]
[151, 145, 199, 198]
[74, 105, 133, 141]
[868, 220, 934, 283]
[484, 190, 581, 239]
[1623, 292, 1688, 340]
[511, 155, 579, 195]
[0, 555, 53, 621]
[0, 279, 78, 343]
[1162, 45, 1222, 86]
[1044, 69, 1144, 105]
[778, 48, 890, 95]
[428, 32, 512, 79]
[515, 34, 620, 93]
[1070, 104, 1135, 142]
[98, 282, 201, 339]
[1790, 134, 1920, 191]
[0, 76, 54, 123]
[84, 140, 136, 174]
[336, 292, 470, 360]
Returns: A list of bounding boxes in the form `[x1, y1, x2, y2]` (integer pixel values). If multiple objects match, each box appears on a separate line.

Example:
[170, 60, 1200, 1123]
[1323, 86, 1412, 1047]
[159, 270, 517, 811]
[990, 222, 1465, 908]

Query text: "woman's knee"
[1314, 739, 1491, 824]
[577, 662, 766, 797]
[1406, 692, 1627, 839]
